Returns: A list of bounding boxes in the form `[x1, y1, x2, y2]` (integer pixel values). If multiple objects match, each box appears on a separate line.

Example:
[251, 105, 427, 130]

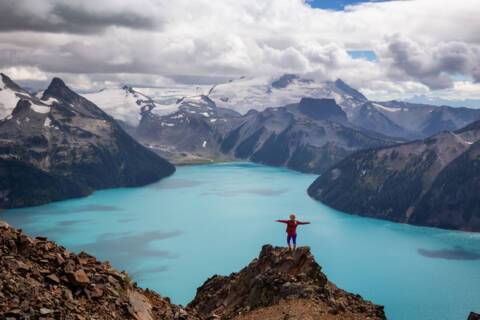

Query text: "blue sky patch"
[348, 50, 378, 61]
[307, 0, 389, 11]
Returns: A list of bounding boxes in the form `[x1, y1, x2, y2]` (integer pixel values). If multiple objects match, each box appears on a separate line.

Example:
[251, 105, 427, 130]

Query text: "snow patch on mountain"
[43, 117, 52, 127]
[31, 104, 50, 114]
[208, 75, 367, 115]
[41, 97, 60, 106]
[83, 85, 212, 126]
[83, 87, 147, 126]
[0, 79, 23, 119]
[372, 103, 401, 113]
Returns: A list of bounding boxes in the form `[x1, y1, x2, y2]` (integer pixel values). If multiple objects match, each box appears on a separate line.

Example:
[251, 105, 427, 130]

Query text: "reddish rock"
[71, 269, 90, 286]
[15, 261, 30, 272]
[46, 274, 60, 284]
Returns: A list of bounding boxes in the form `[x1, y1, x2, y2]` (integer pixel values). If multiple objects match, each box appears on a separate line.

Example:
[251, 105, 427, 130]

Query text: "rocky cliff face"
[0, 222, 385, 320]
[297, 98, 348, 123]
[189, 244, 385, 320]
[308, 120, 480, 231]
[0, 77, 174, 208]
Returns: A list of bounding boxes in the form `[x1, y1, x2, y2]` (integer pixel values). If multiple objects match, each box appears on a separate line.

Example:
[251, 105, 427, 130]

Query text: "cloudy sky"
[1, 0, 480, 105]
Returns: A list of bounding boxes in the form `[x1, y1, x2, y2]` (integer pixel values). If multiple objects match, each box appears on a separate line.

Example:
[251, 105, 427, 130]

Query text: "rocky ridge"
[0, 221, 199, 320]
[189, 245, 385, 320]
[308, 119, 480, 231]
[0, 222, 385, 320]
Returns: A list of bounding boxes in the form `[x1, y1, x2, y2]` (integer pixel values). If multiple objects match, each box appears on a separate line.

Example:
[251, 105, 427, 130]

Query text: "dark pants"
[287, 234, 297, 245]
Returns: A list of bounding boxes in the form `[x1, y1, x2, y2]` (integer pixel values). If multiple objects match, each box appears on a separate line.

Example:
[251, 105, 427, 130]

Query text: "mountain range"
[132, 94, 398, 173]
[84, 74, 480, 141]
[94, 74, 480, 175]
[2, 72, 480, 231]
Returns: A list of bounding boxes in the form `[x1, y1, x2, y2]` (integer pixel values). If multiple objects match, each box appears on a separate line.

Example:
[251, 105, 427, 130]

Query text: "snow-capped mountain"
[82, 86, 154, 127]
[5, 72, 480, 148]
[83, 84, 211, 127]
[208, 75, 367, 116]
[0, 75, 174, 208]
[81, 74, 480, 140]
[81, 74, 367, 127]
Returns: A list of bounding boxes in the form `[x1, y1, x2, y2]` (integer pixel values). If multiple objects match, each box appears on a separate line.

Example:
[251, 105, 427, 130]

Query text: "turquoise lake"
[2, 162, 480, 319]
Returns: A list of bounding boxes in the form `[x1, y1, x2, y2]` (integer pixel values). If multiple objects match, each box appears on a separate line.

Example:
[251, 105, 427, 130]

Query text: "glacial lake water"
[2, 162, 480, 320]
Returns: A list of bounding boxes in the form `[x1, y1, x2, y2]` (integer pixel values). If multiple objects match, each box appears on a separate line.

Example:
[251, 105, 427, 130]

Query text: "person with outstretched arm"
[276, 213, 310, 251]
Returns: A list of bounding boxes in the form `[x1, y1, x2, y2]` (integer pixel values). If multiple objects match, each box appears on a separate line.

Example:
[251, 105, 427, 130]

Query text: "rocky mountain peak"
[256, 244, 324, 278]
[0, 73, 25, 92]
[41, 77, 111, 119]
[271, 74, 300, 89]
[42, 77, 74, 101]
[270, 74, 314, 89]
[334, 79, 367, 101]
[188, 244, 385, 319]
[298, 97, 348, 122]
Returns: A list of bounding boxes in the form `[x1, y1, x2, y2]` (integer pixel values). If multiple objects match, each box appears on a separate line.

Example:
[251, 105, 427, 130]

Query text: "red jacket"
[276, 220, 310, 236]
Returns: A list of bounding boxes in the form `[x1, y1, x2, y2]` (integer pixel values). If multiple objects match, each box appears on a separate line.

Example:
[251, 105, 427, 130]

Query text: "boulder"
[70, 269, 90, 286]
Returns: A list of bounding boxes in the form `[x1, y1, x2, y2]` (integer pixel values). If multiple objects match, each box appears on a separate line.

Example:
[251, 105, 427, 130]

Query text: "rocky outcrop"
[189, 245, 385, 320]
[308, 120, 480, 231]
[0, 221, 198, 320]
[1, 223, 385, 320]
[469, 312, 480, 320]
[0, 77, 175, 208]
[298, 98, 348, 123]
